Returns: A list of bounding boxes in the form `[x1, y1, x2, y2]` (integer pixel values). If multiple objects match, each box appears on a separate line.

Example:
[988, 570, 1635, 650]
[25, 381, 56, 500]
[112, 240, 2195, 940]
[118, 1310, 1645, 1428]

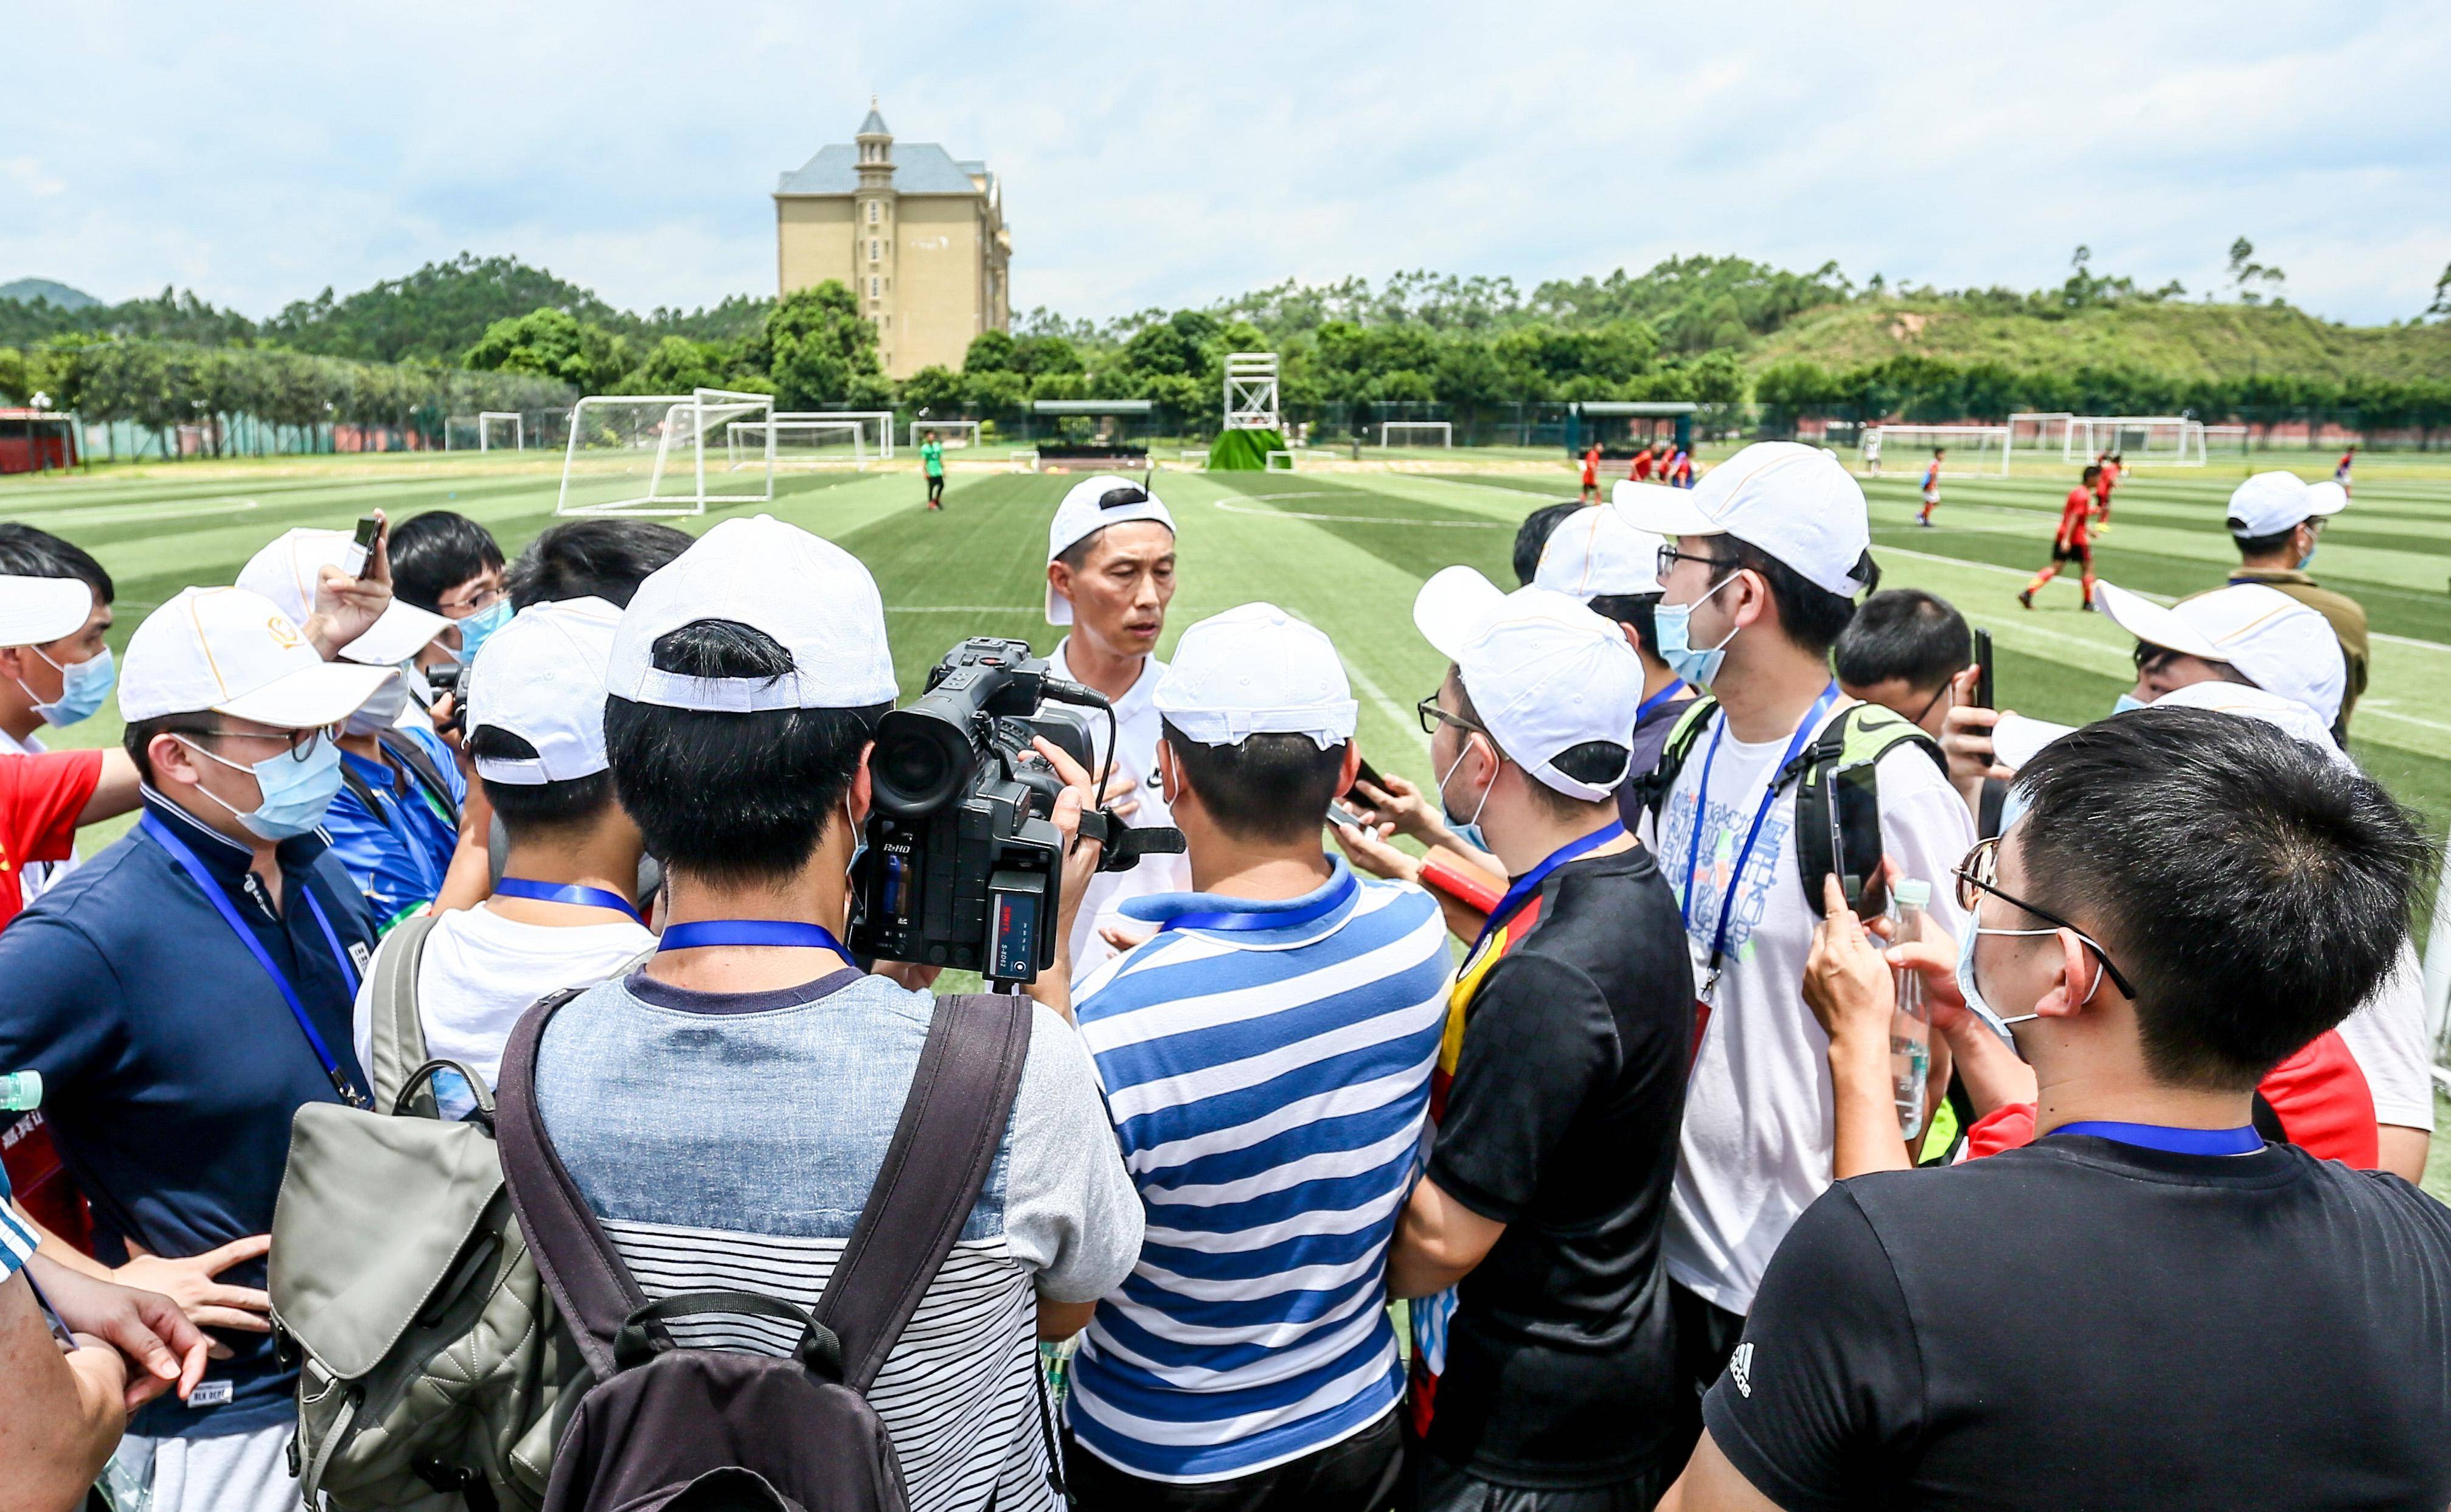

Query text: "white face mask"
[1954, 904, 2104, 1041]
[343, 673, 411, 737]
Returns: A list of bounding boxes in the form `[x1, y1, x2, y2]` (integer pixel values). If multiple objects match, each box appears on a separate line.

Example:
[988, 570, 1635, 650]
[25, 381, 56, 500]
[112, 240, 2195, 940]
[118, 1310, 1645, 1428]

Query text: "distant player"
[920, 429, 946, 510]
[2337, 444, 2356, 496]
[1670, 448, 1695, 488]
[1917, 447, 1944, 526]
[1580, 442, 1602, 502]
[2020, 464, 2102, 611]
[1631, 442, 1657, 483]
[1862, 426, 1884, 477]
[2092, 449, 2122, 529]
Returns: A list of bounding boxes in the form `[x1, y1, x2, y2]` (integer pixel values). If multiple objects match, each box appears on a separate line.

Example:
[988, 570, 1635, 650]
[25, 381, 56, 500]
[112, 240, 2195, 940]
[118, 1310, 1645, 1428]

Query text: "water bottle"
[0, 1069, 40, 1112]
[1889, 881, 1931, 1142]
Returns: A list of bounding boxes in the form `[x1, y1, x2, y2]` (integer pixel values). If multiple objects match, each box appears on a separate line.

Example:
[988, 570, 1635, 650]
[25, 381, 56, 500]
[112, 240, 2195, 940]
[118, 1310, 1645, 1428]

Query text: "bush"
[1208, 428, 1285, 470]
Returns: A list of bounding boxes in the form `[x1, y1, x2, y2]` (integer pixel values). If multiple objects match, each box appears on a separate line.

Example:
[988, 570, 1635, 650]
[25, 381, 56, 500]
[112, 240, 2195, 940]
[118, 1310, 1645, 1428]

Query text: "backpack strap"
[377, 729, 463, 830]
[367, 912, 443, 1115]
[1785, 703, 1948, 908]
[816, 991, 1033, 1395]
[1629, 693, 1721, 829]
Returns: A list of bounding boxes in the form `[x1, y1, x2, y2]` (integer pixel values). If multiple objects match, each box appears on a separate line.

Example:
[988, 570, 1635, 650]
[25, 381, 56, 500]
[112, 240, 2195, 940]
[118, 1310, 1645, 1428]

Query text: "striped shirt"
[1065, 860, 1453, 1483]
[1, 1191, 35, 1278]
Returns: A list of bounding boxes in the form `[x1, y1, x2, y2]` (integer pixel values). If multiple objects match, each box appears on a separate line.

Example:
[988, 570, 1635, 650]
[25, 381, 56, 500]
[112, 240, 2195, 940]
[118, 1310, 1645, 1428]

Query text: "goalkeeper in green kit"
[921, 429, 945, 510]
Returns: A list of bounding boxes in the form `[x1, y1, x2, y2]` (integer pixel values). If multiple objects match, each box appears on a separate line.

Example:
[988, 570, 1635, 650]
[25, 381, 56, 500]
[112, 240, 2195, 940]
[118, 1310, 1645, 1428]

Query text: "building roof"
[858, 103, 889, 136]
[776, 140, 990, 196]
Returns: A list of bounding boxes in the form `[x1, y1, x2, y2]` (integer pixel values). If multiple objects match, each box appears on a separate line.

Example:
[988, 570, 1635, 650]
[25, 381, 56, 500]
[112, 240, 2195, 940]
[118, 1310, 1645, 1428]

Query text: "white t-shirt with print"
[1644, 704, 1974, 1316]
[2337, 945, 2435, 1132]
[1051, 640, 1192, 979]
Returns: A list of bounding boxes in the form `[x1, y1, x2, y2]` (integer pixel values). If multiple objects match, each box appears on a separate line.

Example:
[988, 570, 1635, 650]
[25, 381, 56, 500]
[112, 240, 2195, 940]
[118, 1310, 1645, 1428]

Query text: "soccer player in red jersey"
[2092, 450, 2122, 529]
[2337, 445, 2355, 496]
[1917, 448, 1944, 526]
[2020, 465, 2101, 611]
[1631, 443, 1656, 483]
[1580, 443, 1602, 502]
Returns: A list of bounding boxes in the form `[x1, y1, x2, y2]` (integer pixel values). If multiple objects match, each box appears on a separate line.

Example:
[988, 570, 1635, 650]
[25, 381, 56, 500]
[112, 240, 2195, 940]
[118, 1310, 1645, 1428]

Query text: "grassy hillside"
[1752, 299, 2451, 385]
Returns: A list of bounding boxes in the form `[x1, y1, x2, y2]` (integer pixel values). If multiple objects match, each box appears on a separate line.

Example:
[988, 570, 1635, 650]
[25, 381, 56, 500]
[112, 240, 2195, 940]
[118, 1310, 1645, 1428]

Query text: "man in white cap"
[2094, 579, 2346, 732]
[350, 597, 655, 1109]
[1044, 474, 1192, 970]
[527, 515, 1139, 1508]
[0, 581, 396, 1512]
[1379, 570, 1695, 1510]
[2222, 470, 2366, 737]
[240, 525, 462, 929]
[1617, 441, 1973, 1396]
[1062, 604, 1450, 1511]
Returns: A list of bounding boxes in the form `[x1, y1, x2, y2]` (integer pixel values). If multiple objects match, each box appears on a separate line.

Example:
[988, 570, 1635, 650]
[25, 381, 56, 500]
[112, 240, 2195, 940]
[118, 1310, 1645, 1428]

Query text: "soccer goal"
[1380, 421, 1453, 448]
[478, 412, 523, 451]
[1866, 425, 2011, 478]
[728, 418, 867, 473]
[907, 419, 982, 451]
[557, 389, 773, 518]
[2063, 415, 2207, 466]
[2008, 412, 2074, 454]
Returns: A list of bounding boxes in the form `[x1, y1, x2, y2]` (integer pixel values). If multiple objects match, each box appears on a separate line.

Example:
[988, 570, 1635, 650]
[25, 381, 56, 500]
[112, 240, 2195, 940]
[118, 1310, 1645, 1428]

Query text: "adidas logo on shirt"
[1730, 1341, 1755, 1399]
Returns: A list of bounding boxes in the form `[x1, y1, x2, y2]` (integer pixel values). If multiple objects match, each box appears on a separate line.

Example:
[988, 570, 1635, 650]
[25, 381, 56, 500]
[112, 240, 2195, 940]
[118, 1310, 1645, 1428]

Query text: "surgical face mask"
[1653, 574, 1740, 688]
[175, 732, 346, 841]
[2298, 544, 2318, 569]
[1450, 820, 1491, 855]
[452, 597, 513, 667]
[22, 647, 114, 727]
[342, 674, 410, 737]
[1954, 903, 2101, 1041]
[2111, 692, 2150, 715]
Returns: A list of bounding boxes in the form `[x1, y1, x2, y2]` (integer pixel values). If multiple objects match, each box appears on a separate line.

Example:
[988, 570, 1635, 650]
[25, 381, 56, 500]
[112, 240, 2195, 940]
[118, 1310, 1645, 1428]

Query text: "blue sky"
[6, 0, 2447, 327]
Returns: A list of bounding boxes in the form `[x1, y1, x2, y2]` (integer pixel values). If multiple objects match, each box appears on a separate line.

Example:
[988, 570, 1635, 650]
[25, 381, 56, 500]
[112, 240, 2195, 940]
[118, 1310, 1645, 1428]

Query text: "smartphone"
[1347, 755, 1388, 799]
[1971, 629, 1994, 711]
[344, 513, 383, 575]
[1326, 799, 1369, 830]
[1823, 765, 1889, 916]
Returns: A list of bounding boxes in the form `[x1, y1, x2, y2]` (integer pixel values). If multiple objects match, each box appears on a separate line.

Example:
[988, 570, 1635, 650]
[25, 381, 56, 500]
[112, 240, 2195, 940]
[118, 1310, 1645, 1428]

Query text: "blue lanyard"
[2052, 1121, 2263, 1156]
[658, 919, 852, 955]
[496, 877, 645, 925]
[1473, 820, 1626, 956]
[1680, 684, 1842, 978]
[1158, 865, 1358, 934]
[141, 814, 369, 1109]
[1635, 681, 1689, 723]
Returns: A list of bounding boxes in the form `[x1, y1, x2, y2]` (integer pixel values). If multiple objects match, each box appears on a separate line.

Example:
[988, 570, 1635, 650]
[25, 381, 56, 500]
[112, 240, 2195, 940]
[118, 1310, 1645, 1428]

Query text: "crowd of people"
[1, 440, 2447, 1512]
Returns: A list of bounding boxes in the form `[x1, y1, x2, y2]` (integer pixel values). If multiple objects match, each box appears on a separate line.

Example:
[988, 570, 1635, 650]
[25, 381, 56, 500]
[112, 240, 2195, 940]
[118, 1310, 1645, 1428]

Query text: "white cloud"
[7, 0, 2447, 324]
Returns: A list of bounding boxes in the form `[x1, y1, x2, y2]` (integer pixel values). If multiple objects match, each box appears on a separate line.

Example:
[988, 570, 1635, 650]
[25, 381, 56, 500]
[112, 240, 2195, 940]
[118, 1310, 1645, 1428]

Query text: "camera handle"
[1073, 808, 1186, 875]
[1038, 678, 1121, 809]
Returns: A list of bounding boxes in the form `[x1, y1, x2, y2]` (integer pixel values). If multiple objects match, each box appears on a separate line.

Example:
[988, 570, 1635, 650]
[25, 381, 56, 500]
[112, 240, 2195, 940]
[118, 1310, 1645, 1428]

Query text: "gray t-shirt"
[537, 967, 1142, 1512]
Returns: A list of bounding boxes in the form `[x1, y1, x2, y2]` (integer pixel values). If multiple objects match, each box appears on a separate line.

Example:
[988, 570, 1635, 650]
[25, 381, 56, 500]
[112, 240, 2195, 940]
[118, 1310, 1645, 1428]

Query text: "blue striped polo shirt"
[1065, 858, 1454, 1483]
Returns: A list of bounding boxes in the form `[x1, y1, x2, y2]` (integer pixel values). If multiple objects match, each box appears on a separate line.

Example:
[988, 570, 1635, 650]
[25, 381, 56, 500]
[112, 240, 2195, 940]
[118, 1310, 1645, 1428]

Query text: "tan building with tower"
[774, 102, 1012, 381]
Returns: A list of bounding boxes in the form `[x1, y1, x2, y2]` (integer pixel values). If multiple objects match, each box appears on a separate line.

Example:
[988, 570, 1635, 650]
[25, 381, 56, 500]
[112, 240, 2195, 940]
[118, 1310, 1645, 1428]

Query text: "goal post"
[557, 389, 773, 518]
[1865, 425, 2011, 479]
[2007, 412, 2073, 454]
[906, 419, 982, 451]
[1379, 421, 1453, 448]
[728, 418, 867, 472]
[2063, 415, 2207, 467]
[478, 412, 523, 451]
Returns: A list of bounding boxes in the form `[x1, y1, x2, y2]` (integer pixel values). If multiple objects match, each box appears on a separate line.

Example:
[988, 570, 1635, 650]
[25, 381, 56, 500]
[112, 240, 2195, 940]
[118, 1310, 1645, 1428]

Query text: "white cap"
[1411, 566, 1647, 800]
[234, 528, 453, 665]
[1989, 712, 2075, 771]
[120, 586, 395, 727]
[465, 597, 621, 785]
[2096, 581, 2346, 727]
[1045, 476, 1175, 625]
[2151, 679, 2341, 755]
[2226, 471, 2345, 539]
[0, 575, 94, 648]
[606, 515, 895, 712]
[1614, 441, 1871, 597]
[1538, 501, 1664, 599]
[1152, 603, 1357, 749]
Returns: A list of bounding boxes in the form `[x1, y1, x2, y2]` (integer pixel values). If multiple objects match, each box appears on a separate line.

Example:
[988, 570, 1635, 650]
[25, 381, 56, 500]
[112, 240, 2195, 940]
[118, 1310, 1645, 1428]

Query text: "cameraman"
[1044, 477, 1191, 973]
[532, 516, 1141, 1507]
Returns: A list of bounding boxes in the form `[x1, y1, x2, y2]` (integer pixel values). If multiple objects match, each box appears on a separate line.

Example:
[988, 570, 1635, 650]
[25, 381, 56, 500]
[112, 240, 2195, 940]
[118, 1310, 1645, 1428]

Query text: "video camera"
[850, 637, 1183, 985]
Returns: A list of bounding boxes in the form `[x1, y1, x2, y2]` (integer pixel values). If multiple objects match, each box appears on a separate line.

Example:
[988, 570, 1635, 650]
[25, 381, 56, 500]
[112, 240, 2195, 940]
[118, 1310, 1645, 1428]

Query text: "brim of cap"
[1412, 566, 1506, 662]
[1990, 713, 2074, 771]
[0, 576, 94, 647]
[2304, 489, 2349, 519]
[213, 661, 398, 728]
[1610, 488, 1722, 541]
[2095, 583, 2226, 662]
[335, 600, 452, 665]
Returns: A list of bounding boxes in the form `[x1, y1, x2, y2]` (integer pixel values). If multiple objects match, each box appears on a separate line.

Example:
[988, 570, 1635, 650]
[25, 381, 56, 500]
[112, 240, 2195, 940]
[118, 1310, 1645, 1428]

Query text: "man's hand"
[1330, 819, 1422, 886]
[29, 1255, 210, 1409]
[115, 1235, 270, 1340]
[871, 959, 945, 992]
[1940, 669, 2011, 809]
[1887, 926, 2039, 1115]
[1027, 735, 1110, 1021]
[301, 509, 394, 659]
[1804, 875, 1913, 1179]
[1348, 775, 1449, 848]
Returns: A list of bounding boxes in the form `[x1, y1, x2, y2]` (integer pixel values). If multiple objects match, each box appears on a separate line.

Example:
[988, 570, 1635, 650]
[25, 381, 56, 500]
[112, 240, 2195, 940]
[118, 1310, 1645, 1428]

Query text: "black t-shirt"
[1424, 845, 1695, 1488]
[1706, 1136, 2451, 1511]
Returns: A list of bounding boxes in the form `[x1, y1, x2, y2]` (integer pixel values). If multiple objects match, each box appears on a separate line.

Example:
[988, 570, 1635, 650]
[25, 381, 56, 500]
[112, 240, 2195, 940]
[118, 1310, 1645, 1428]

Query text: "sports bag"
[495, 987, 1034, 1512]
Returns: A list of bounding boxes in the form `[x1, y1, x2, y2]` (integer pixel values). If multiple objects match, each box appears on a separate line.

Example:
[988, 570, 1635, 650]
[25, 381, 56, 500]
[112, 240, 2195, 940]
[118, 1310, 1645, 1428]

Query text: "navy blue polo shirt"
[0, 790, 374, 1438]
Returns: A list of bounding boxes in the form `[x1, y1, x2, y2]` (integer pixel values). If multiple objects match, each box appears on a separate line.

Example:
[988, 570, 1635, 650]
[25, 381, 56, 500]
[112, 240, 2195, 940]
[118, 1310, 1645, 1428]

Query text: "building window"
[869, 276, 880, 297]
[866, 201, 878, 224]
[869, 238, 880, 262]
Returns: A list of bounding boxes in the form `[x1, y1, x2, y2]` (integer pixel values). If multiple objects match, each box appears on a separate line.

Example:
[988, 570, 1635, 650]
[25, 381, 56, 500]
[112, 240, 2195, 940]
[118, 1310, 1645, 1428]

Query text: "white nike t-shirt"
[1051, 642, 1191, 979]
[1644, 705, 1973, 1316]
[2338, 945, 2436, 1133]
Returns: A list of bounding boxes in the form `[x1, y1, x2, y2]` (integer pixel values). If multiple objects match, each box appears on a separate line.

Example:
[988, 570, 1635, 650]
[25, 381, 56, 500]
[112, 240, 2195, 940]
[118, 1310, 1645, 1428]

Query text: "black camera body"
[850, 638, 1106, 983]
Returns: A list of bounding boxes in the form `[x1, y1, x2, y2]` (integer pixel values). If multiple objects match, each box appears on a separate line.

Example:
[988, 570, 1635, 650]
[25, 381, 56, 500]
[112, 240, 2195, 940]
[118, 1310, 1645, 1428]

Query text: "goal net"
[1866, 425, 2010, 478]
[1380, 421, 1453, 448]
[728, 418, 868, 472]
[557, 389, 773, 518]
[2008, 412, 2073, 454]
[908, 420, 983, 450]
[478, 412, 523, 451]
[2064, 415, 2206, 466]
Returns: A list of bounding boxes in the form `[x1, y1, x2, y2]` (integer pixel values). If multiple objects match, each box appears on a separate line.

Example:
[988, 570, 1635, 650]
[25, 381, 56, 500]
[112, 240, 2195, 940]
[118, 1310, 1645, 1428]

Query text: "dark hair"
[2081, 464, 2102, 484]
[1587, 592, 1663, 660]
[1726, 537, 1878, 657]
[466, 726, 619, 837]
[1054, 487, 1165, 572]
[388, 511, 505, 612]
[123, 710, 219, 784]
[601, 620, 885, 884]
[1159, 722, 1347, 845]
[1833, 589, 1970, 693]
[2012, 708, 2428, 1090]
[0, 524, 113, 608]
[2228, 520, 2303, 558]
[1512, 502, 1585, 588]
[1448, 668, 1625, 820]
[506, 519, 694, 610]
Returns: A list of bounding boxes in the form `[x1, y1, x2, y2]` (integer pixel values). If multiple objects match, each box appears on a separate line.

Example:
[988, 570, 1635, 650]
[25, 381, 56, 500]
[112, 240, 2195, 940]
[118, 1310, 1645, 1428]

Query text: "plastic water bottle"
[1890, 881, 1932, 1142]
[0, 1070, 41, 1112]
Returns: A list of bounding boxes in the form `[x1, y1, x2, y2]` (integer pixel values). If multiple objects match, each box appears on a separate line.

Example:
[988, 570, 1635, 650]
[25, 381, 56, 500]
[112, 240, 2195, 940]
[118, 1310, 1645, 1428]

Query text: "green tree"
[1010, 335, 1083, 376]
[765, 283, 886, 411]
[900, 364, 967, 417]
[962, 330, 1016, 372]
[464, 307, 632, 392]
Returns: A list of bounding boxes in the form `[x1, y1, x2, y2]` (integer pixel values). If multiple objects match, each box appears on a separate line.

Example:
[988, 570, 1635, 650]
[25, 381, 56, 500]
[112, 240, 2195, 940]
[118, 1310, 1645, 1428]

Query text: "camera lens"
[877, 735, 948, 805]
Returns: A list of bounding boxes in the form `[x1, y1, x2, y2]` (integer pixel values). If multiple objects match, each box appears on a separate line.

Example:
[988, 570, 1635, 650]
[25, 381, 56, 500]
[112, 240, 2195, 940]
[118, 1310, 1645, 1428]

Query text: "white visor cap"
[1615, 441, 1871, 597]
[0, 574, 96, 648]
[465, 597, 622, 785]
[1045, 475, 1174, 626]
[1153, 603, 1358, 749]
[2227, 471, 2346, 539]
[1539, 501, 1664, 599]
[234, 528, 453, 665]
[2096, 581, 2346, 729]
[606, 515, 896, 712]
[120, 586, 395, 727]
[1413, 566, 1646, 801]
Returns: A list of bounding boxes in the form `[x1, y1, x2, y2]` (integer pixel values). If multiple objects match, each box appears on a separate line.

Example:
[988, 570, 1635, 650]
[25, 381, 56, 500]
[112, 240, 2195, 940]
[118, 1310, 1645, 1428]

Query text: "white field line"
[1212, 497, 1507, 529]
[9, 496, 262, 525]
[1342, 655, 1431, 752]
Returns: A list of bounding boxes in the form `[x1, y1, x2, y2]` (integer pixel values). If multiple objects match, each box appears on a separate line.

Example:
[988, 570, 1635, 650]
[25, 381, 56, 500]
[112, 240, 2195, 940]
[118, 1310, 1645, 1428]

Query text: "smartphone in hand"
[344, 513, 383, 575]
[1972, 628, 1994, 710]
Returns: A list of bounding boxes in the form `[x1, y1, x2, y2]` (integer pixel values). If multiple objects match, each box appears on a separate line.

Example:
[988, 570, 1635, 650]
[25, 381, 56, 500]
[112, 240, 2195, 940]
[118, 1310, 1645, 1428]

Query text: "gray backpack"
[271, 914, 621, 1512]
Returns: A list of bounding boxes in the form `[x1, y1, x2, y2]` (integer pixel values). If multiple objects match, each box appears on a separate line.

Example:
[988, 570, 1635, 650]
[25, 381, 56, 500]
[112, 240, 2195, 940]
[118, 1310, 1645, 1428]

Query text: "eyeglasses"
[436, 580, 506, 619]
[204, 724, 336, 763]
[1952, 836, 2138, 999]
[1416, 695, 1486, 739]
[1655, 544, 1742, 580]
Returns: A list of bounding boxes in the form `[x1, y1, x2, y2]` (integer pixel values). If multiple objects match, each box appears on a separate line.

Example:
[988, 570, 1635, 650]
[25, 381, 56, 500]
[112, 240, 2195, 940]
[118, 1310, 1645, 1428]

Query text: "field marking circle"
[1213, 496, 1507, 528]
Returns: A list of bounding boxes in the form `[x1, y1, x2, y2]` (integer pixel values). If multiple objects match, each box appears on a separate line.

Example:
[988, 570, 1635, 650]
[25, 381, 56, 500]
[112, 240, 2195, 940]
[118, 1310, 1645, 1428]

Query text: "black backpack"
[495, 988, 1037, 1512]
